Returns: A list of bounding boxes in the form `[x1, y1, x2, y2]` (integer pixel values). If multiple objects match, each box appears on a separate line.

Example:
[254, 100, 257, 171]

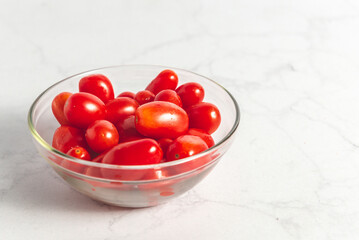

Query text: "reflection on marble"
[1, 0, 359, 239]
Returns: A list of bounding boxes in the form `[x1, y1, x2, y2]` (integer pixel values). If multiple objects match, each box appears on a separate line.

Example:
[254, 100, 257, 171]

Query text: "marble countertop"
[1, 0, 359, 239]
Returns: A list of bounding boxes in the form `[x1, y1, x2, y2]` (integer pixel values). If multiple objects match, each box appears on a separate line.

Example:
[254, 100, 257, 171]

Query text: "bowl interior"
[30, 65, 239, 173]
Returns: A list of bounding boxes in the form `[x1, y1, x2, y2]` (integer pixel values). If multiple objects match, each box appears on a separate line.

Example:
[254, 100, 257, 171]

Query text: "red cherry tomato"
[102, 138, 163, 166]
[166, 135, 208, 161]
[100, 169, 147, 181]
[172, 152, 212, 174]
[134, 90, 155, 105]
[115, 115, 144, 143]
[187, 128, 215, 148]
[52, 126, 87, 153]
[117, 91, 135, 99]
[105, 97, 139, 124]
[64, 92, 106, 129]
[61, 147, 91, 173]
[154, 89, 182, 107]
[66, 146, 91, 160]
[83, 166, 102, 178]
[138, 168, 181, 191]
[176, 82, 204, 107]
[145, 69, 178, 95]
[186, 102, 221, 134]
[141, 168, 171, 181]
[51, 92, 72, 125]
[83, 167, 125, 189]
[79, 74, 114, 104]
[157, 138, 173, 157]
[61, 160, 84, 173]
[85, 120, 119, 153]
[135, 101, 189, 139]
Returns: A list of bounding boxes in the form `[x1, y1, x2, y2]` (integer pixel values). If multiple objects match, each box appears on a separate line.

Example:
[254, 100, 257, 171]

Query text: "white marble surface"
[1, 0, 359, 239]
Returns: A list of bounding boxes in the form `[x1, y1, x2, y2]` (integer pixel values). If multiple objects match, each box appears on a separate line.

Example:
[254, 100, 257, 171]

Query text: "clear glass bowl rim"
[28, 64, 240, 170]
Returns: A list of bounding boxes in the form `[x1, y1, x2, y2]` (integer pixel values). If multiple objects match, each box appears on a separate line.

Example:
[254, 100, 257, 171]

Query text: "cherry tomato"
[61, 160, 84, 173]
[166, 135, 208, 161]
[117, 91, 135, 99]
[64, 92, 106, 129]
[154, 89, 182, 107]
[105, 97, 139, 124]
[52, 126, 87, 153]
[79, 74, 114, 104]
[138, 168, 180, 192]
[176, 82, 204, 107]
[172, 153, 212, 174]
[142, 168, 170, 180]
[102, 138, 162, 165]
[157, 138, 173, 157]
[82, 167, 122, 189]
[134, 90, 155, 105]
[166, 134, 211, 174]
[83, 166, 102, 178]
[186, 102, 221, 134]
[61, 147, 91, 173]
[115, 115, 143, 143]
[51, 92, 72, 125]
[187, 128, 215, 148]
[135, 101, 189, 139]
[100, 169, 147, 181]
[66, 146, 91, 160]
[85, 120, 119, 153]
[145, 69, 178, 95]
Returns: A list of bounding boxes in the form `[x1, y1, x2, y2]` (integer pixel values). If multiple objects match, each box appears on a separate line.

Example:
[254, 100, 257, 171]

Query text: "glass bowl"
[28, 65, 240, 208]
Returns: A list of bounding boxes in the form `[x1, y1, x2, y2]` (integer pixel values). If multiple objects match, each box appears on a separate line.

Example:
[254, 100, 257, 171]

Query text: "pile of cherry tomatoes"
[51, 69, 221, 171]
